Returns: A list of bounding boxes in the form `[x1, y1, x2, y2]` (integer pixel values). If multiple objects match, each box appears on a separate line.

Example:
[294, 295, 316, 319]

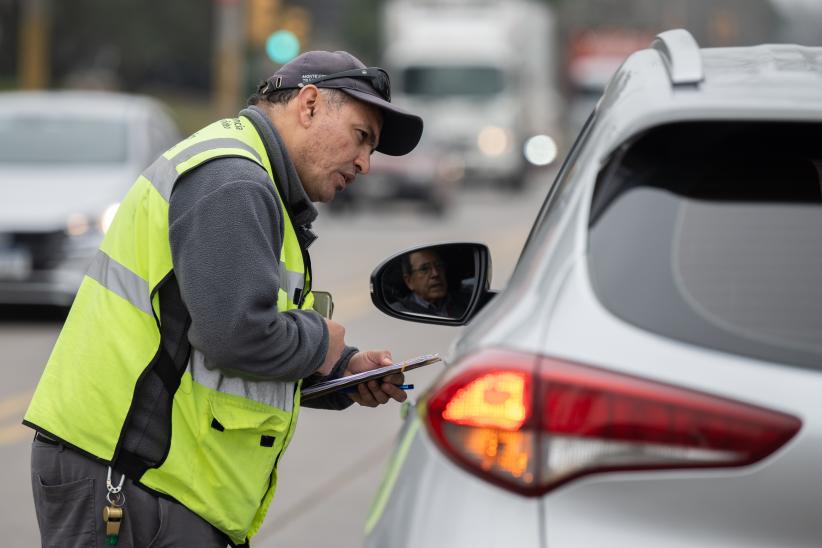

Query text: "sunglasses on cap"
[260, 67, 391, 102]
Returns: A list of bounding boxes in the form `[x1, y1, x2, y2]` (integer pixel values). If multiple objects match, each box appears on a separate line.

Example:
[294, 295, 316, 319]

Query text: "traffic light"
[263, 6, 310, 64]
[281, 6, 310, 52]
[266, 30, 300, 64]
[248, 0, 280, 47]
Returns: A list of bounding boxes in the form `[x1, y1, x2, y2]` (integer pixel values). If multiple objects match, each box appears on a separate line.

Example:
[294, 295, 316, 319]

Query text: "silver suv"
[366, 30, 822, 547]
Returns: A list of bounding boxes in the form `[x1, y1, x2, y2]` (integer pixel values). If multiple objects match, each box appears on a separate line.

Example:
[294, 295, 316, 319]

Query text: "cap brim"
[342, 88, 423, 156]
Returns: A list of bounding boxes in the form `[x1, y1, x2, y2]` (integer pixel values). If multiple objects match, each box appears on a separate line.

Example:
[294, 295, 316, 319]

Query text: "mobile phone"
[312, 290, 334, 319]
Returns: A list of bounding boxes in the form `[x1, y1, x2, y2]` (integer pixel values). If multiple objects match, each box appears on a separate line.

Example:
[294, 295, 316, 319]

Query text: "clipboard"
[300, 353, 442, 402]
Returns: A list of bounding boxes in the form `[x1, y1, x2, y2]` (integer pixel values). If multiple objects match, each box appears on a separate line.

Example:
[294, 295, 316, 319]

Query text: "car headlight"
[99, 202, 120, 234]
[477, 126, 511, 157]
[66, 213, 92, 237]
[524, 134, 558, 166]
[435, 154, 465, 184]
[66, 202, 120, 237]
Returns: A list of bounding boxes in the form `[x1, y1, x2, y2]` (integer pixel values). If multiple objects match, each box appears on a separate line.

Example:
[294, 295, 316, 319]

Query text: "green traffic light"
[266, 30, 300, 64]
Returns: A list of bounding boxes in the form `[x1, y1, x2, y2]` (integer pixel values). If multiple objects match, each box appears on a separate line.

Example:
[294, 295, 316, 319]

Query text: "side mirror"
[370, 242, 492, 326]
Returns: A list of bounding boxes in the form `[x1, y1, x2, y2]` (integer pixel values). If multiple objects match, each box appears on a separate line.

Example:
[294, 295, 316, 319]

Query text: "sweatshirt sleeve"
[299, 345, 358, 411]
[169, 157, 328, 382]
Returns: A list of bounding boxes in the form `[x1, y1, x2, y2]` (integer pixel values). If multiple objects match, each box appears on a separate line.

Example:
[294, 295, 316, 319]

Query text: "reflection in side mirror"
[370, 243, 491, 326]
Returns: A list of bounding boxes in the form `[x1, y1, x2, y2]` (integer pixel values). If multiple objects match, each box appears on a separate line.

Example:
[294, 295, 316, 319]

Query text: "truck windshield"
[401, 66, 504, 98]
[0, 116, 128, 164]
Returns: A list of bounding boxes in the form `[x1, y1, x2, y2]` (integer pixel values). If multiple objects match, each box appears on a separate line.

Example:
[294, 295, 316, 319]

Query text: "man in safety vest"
[24, 50, 423, 547]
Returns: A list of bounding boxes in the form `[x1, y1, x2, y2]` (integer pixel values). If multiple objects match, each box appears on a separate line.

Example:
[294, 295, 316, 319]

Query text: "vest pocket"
[195, 395, 291, 533]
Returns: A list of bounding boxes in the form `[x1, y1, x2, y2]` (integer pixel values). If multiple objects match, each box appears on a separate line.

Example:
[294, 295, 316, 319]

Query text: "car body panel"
[0, 166, 136, 231]
[367, 412, 542, 548]
[594, 46, 822, 160]
[365, 36, 822, 547]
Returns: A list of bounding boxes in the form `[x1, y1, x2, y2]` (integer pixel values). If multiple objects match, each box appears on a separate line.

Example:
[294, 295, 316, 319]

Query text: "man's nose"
[355, 150, 370, 175]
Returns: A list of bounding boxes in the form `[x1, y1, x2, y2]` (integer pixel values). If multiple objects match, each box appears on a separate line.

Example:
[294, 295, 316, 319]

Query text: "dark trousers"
[30, 434, 229, 548]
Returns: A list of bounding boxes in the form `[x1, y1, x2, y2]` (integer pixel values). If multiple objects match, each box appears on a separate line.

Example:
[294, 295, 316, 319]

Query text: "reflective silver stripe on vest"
[143, 138, 264, 202]
[279, 261, 305, 303]
[142, 156, 177, 202]
[86, 250, 153, 316]
[172, 137, 262, 166]
[188, 349, 296, 412]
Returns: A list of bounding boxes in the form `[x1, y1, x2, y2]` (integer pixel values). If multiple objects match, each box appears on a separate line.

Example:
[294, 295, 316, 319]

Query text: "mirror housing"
[370, 242, 493, 326]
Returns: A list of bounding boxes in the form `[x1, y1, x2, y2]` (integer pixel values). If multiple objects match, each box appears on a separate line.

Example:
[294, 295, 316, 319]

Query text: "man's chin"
[327, 185, 348, 203]
[318, 189, 338, 203]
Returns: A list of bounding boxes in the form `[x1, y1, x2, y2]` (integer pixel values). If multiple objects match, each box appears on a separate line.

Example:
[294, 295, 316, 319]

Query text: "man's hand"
[316, 319, 346, 376]
[345, 350, 408, 407]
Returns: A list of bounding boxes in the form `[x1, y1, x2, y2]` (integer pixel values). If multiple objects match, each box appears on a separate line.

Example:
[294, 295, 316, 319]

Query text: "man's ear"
[403, 275, 413, 291]
[297, 85, 319, 128]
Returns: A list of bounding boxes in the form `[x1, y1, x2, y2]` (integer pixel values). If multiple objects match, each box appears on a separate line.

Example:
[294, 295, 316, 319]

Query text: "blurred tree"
[50, 0, 213, 92]
[248, 0, 280, 48]
[0, 0, 21, 86]
[342, 0, 383, 63]
[19, 0, 50, 89]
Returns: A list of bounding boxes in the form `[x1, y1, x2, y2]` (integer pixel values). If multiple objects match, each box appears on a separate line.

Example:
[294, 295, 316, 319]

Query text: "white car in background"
[366, 30, 822, 547]
[0, 91, 180, 307]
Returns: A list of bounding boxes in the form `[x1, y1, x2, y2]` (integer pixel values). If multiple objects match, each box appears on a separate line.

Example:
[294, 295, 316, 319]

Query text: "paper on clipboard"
[300, 353, 442, 402]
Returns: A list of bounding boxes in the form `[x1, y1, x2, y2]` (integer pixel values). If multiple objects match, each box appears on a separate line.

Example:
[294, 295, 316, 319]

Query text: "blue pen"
[346, 383, 414, 393]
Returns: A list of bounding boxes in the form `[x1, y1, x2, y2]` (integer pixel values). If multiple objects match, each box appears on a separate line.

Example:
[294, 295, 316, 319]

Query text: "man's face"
[404, 250, 448, 304]
[294, 91, 382, 203]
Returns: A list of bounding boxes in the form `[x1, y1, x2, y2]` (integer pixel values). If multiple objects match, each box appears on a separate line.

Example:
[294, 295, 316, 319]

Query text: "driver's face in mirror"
[402, 249, 448, 306]
[375, 242, 484, 323]
[391, 247, 470, 318]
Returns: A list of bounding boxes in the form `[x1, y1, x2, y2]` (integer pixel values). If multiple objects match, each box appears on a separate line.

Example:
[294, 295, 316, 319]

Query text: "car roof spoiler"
[651, 29, 705, 87]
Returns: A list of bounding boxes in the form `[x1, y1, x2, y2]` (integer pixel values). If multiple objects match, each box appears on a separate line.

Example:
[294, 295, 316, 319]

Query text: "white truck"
[380, 0, 560, 196]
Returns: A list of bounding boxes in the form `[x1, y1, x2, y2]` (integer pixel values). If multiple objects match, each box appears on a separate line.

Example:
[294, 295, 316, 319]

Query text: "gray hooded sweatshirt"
[167, 105, 355, 410]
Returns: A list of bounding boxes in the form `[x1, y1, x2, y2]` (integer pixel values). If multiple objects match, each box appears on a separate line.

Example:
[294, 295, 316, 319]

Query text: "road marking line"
[0, 389, 33, 446]
[0, 422, 31, 445]
[0, 389, 33, 423]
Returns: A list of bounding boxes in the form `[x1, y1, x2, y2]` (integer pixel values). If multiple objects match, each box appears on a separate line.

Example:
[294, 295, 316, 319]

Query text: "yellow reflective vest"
[25, 116, 314, 545]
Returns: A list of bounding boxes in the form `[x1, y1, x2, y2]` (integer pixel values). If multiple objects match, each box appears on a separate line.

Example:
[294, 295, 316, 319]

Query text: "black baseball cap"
[258, 51, 423, 156]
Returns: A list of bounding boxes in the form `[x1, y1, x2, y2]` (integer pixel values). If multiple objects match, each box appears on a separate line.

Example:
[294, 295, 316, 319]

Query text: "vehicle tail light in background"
[424, 349, 802, 497]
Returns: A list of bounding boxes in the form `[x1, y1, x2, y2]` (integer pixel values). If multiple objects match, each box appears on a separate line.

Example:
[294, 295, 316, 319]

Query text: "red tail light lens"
[424, 349, 802, 497]
[426, 350, 540, 490]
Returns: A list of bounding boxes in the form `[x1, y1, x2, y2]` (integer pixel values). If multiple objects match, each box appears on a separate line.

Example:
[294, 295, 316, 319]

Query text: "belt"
[34, 431, 60, 445]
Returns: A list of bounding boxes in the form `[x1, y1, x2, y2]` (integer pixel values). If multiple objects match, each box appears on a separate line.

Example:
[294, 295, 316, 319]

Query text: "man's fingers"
[318, 319, 347, 375]
[348, 375, 409, 407]
[352, 382, 378, 407]
[380, 382, 408, 403]
[382, 372, 405, 385]
[366, 349, 393, 366]
[348, 381, 399, 407]
[367, 380, 390, 405]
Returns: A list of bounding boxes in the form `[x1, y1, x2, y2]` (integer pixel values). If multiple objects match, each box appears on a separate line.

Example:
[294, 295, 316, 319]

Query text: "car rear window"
[588, 122, 822, 371]
[0, 116, 128, 164]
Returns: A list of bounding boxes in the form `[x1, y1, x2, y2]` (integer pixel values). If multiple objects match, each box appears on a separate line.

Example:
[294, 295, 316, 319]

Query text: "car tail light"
[424, 349, 801, 497]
